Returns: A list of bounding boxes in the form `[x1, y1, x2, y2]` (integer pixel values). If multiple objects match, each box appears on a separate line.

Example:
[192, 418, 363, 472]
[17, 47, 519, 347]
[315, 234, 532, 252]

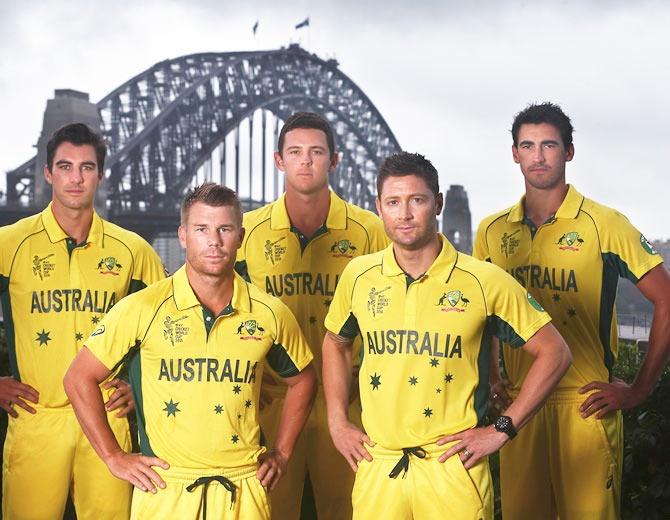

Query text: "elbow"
[63, 366, 77, 402]
[557, 340, 573, 378]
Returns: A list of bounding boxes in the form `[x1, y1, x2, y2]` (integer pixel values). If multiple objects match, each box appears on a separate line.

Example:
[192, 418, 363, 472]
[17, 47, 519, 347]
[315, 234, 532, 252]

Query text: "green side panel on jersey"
[599, 256, 621, 379]
[338, 313, 360, 339]
[602, 251, 638, 284]
[0, 275, 20, 380]
[128, 278, 148, 295]
[128, 341, 156, 457]
[234, 260, 250, 282]
[475, 323, 494, 426]
[266, 343, 300, 377]
[490, 315, 525, 348]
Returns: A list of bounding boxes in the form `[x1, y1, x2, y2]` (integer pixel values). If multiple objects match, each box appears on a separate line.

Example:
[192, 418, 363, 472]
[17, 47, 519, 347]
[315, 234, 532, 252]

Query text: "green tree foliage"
[616, 341, 670, 519]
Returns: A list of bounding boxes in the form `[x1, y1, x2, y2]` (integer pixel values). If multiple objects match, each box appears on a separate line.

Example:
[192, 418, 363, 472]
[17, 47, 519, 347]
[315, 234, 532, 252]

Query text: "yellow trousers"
[130, 463, 269, 520]
[260, 389, 360, 520]
[352, 442, 493, 520]
[2, 406, 131, 520]
[500, 389, 622, 520]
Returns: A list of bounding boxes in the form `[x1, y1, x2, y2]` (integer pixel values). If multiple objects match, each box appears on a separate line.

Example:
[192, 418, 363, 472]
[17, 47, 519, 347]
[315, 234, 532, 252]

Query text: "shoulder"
[0, 212, 45, 250]
[455, 252, 506, 280]
[101, 219, 155, 253]
[246, 280, 290, 318]
[476, 207, 515, 235]
[243, 202, 274, 229]
[344, 202, 382, 227]
[124, 276, 173, 306]
[579, 196, 630, 227]
[345, 250, 385, 277]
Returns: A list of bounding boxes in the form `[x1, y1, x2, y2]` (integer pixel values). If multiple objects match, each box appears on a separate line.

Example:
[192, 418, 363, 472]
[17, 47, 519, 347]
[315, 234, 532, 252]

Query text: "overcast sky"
[1, 0, 668, 238]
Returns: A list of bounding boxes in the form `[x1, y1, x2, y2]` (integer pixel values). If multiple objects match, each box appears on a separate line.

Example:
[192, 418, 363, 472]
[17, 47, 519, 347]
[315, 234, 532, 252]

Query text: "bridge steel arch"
[5, 45, 400, 238]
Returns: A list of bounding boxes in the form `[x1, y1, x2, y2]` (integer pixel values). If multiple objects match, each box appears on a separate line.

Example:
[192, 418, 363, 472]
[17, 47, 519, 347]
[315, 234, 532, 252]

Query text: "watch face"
[496, 416, 511, 431]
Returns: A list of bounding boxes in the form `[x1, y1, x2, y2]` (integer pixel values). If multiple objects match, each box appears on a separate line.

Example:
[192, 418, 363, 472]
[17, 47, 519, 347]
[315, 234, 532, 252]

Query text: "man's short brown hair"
[277, 111, 336, 158]
[180, 183, 243, 225]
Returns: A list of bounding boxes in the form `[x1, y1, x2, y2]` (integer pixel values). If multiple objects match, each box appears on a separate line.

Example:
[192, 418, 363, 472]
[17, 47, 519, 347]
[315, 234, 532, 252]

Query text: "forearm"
[273, 365, 316, 459]
[64, 370, 125, 463]
[322, 332, 354, 426]
[630, 300, 670, 399]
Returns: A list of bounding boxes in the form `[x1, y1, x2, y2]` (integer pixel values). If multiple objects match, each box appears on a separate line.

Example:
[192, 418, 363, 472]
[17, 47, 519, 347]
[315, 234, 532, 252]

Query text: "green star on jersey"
[214, 404, 223, 414]
[91, 315, 100, 325]
[163, 399, 180, 417]
[233, 385, 241, 394]
[444, 373, 454, 383]
[370, 373, 381, 390]
[423, 408, 433, 418]
[408, 376, 418, 386]
[231, 434, 240, 444]
[75, 332, 84, 341]
[244, 399, 252, 409]
[35, 329, 51, 346]
[429, 357, 440, 367]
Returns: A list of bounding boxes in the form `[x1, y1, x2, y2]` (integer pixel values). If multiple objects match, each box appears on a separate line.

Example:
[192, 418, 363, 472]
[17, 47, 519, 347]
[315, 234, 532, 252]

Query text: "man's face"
[44, 142, 101, 211]
[178, 202, 245, 277]
[512, 123, 574, 190]
[275, 128, 338, 195]
[376, 174, 443, 251]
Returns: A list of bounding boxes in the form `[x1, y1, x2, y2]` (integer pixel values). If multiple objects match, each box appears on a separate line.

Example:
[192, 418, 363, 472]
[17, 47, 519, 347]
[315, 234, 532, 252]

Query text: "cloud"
[1, 0, 668, 237]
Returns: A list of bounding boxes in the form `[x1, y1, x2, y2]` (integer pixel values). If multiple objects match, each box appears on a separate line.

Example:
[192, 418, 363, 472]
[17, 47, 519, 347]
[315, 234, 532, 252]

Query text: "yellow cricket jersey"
[85, 266, 313, 470]
[474, 185, 663, 390]
[0, 203, 165, 408]
[324, 235, 551, 449]
[235, 190, 388, 386]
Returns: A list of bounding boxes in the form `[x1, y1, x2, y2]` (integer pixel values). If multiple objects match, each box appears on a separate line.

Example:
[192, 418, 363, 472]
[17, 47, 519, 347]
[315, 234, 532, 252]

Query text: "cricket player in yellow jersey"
[323, 152, 572, 519]
[65, 183, 316, 519]
[236, 112, 388, 519]
[474, 102, 670, 520]
[0, 123, 164, 519]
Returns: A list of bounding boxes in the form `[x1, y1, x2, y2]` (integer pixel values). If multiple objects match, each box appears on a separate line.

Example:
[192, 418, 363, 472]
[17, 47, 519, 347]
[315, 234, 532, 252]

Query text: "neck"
[392, 234, 442, 279]
[524, 183, 569, 227]
[284, 187, 331, 237]
[185, 263, 234, 316]
[51, 201, 94, 244]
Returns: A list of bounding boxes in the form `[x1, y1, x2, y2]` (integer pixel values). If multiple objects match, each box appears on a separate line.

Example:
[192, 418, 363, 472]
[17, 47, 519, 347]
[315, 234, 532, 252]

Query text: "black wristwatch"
[494, 415, 517, 439]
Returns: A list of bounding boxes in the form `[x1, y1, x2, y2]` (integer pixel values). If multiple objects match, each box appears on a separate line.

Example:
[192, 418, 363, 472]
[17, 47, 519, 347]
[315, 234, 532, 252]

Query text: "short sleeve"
[473, 220, 491, 262]
[265, 300, 313, 378]
[324, 261, 359, 338]
[130, 242, 166, 293]
[84, 294, 148, 371]
[598, 212, 663, 284]
[485, 268, 552, 348]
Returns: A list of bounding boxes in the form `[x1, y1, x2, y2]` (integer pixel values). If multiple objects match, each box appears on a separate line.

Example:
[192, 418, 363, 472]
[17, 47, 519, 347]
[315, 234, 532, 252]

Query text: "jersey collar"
[381, 234, 458, 281]
[506, 184, 584, 223]
[270, 190, 348, 231]
[40, 202, 104, 247]
[172, 265, 251, 314]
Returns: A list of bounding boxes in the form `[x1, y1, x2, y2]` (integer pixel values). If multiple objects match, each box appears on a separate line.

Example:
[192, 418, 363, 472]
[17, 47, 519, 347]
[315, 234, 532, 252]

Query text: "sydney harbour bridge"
[0, 44, 472, 269]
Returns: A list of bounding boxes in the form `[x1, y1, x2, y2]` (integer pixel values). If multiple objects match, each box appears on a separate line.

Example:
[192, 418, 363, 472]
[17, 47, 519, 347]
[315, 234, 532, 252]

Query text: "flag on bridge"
[295, 17, 309, 30]
[252, 20, 259, 35]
